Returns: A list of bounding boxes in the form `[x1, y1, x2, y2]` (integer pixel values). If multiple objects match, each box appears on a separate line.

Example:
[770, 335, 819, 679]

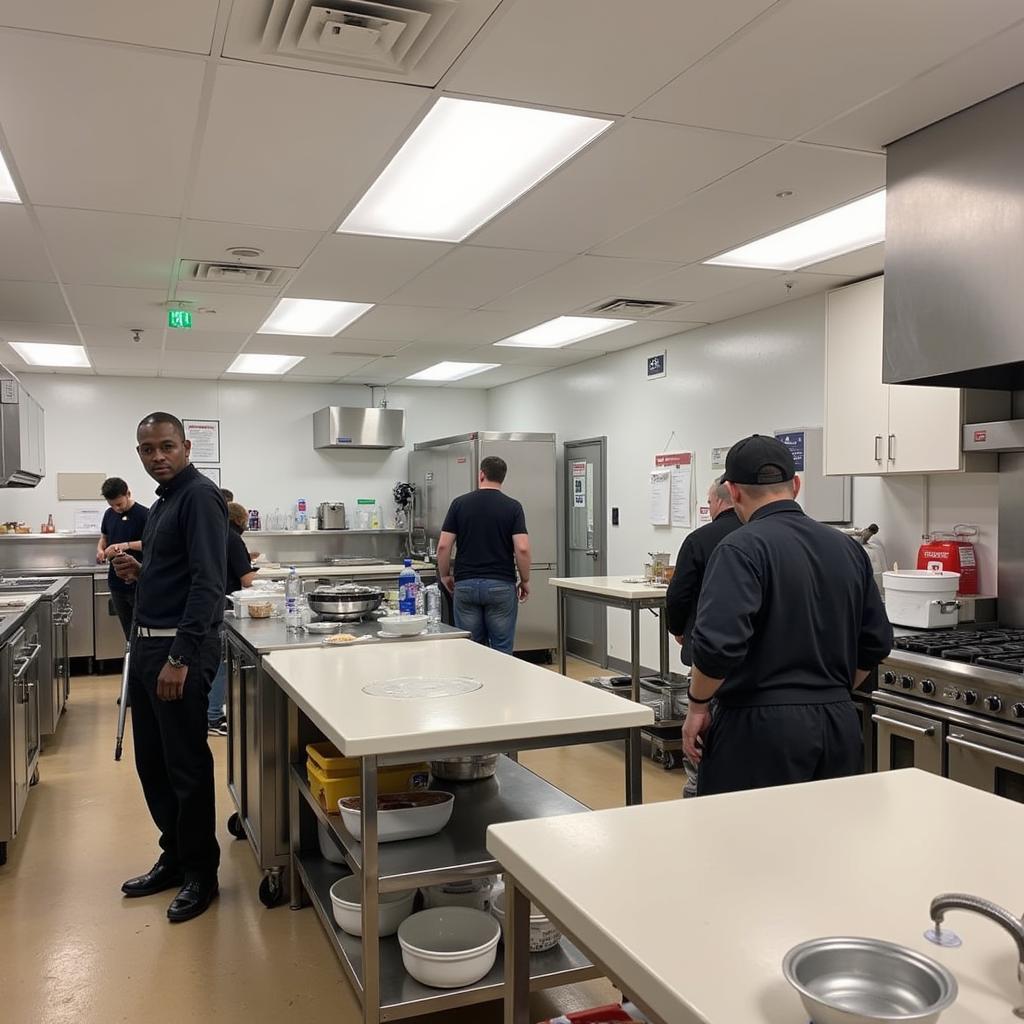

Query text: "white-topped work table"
[263, 640, 653, 1024]
[489, 770, 1024, 1024]
[549, 576, 672, 802]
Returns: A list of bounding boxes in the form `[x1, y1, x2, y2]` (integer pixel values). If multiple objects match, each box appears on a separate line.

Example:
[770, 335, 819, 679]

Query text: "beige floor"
[0, 661, 681, 1023]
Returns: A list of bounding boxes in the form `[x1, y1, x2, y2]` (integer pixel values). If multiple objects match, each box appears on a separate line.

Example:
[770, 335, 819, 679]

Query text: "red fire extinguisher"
[916, 525, 979, 594]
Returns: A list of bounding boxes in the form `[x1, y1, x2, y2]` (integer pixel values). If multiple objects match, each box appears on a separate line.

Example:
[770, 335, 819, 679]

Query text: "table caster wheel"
[663, 751, 683, 771]
[227, 812, 245, 840]
[259, 874, 284, 908]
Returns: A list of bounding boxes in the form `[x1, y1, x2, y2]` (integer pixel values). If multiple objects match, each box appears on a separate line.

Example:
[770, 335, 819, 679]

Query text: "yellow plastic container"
[305, 743, 430, 812]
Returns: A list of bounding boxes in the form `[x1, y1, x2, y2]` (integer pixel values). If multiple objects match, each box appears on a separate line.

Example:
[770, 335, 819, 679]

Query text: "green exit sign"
[168, 309, 192, 330]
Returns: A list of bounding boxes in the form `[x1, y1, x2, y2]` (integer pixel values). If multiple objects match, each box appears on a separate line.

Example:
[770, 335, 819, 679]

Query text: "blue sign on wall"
[774, 430, 805, 471]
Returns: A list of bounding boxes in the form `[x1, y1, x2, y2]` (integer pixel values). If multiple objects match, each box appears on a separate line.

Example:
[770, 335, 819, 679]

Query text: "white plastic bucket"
[882, 570, 960, 629]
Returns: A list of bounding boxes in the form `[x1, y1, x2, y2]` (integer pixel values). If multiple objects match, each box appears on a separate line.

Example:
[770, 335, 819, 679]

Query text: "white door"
[825, 277, 890, 475]
[887, 383, 963, 473]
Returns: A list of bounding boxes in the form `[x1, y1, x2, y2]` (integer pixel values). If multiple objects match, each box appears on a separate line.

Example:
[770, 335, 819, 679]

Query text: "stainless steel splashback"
[998, 451, 1024, 627]
[312, 406, 405, 450]
[0, 363, 45, 487]
[883, 84, 1024, 389]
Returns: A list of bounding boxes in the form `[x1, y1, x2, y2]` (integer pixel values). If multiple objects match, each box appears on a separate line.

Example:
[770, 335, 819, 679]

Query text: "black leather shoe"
[121, 862, 183, 898]
[167, 877, 219, 923]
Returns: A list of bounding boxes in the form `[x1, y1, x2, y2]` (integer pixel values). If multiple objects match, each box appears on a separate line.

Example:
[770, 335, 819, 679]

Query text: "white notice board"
[183, 418, 220, 463]
[649, 469, 671, 526]
[655, 451, 693, 529]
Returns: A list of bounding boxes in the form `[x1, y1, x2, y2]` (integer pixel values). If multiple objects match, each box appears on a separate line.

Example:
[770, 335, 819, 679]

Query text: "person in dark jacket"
[683, 434, 892, 796]
[112, 412, 227, 922]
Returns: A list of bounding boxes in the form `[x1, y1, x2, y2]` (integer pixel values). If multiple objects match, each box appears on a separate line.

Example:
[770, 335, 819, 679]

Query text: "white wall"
[486, 293, 999, 670]
[1, 376, 487, 528]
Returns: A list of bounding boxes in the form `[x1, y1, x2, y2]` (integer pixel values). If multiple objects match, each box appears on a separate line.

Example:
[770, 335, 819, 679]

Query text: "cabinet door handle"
[887, 434, 895, 462]
[947, 733, 1024, 768]
[874, 435, 883, 462]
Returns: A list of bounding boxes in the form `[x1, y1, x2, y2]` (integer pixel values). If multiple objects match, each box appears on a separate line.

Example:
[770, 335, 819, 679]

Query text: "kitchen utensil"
[305, 621, 341, 634]
[491, 887, 562, 952]
[329, 875, 416, 937]
[782, 937, 957, 1024]
[430, 754, 499, 781]
[882, 570, 961, 629]
[317, 502, 347, 530]
[337, 791, 454, 843]
[397, 907, 500, 988]
[422, 877, 495, 912]
[307, 584, 384, 622]
[378, 614, 429, 636]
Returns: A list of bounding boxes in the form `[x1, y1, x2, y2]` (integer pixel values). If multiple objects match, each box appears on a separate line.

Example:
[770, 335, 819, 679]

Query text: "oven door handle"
[947, 733, 1024, 768]
[871, 713, 935, 736]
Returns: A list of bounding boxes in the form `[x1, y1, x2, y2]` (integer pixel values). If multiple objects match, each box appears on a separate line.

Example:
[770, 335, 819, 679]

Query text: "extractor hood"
[313, 406, 405, 450]
[0, 363, 45, 487]
[883, 83, 1024, 390]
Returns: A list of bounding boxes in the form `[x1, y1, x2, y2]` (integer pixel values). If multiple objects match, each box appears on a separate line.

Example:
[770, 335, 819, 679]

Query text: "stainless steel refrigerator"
[409, 432, 557, 654]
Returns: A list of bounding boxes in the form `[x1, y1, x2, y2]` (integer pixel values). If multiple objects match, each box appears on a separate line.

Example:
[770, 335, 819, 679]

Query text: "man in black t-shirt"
[437, 456, 531, 655]
[96, 476, 149, 639]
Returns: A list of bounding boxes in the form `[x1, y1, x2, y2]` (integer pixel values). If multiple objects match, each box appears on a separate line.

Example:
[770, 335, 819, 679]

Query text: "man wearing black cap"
[683, 434, 892, 795]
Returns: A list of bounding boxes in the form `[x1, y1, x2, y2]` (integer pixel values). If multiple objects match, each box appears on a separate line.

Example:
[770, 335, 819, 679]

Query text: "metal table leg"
[557, 586, 567, 675]
[659, 606, 670, 682]
[626, 606, 643, 805]
[361, 755, 381, 1024]
[503, 879, 531, 1024]
[287, 699, 304, 911]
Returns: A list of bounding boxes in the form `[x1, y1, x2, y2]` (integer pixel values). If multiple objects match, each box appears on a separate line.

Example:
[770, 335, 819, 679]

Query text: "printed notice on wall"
[183, 418, 220, 463]
[573, 475, 586, 508]
[710, 446, 730, 471]
[774, 430, 805, 471]
[197, 466, 221, 486]
[649, 469, 671, 526]
[73, 507, 103, 533]
[655, 451, 693, 529]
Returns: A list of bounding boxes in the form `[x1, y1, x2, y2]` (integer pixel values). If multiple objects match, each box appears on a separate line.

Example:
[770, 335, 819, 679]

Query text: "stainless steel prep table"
[549, 576, 672, 803]
[263, 640, 653, 1024]
[223, 615, 469, 906]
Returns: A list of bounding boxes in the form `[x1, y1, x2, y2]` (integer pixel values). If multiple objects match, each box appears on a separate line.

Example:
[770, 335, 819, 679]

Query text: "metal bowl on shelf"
[430, 754, 500, 781]
[782, 937, 958, 1024]
[307, 584, 384, 622]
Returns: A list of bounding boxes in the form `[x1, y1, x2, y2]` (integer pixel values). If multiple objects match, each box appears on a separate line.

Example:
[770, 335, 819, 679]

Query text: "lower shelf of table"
[295, 852, 598, 1021]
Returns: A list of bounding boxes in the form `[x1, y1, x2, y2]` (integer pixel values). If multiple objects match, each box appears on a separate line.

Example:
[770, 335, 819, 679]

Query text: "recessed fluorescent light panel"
[494, 315, 635, 349]
[406, 361, 500, 382]
[339, 97, 613, 242]
[258, 298, 374, 337]
[9, 342, 90, 367]
[705, 190, 886, 271]
[0, 152, 20, 203]
[227, 353, 304, 375]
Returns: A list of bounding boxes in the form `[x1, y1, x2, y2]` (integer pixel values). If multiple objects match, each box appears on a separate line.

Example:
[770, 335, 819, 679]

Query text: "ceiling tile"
[634, 0, 1024, 139]
[289, 235, 451, 302]
[625, 263, 781, 303]
[160, 351, 233, 377]
[189, 63, 429, 230]
[445, 0, 777, 114]
[0, 0, 219, 54]
[673, 271, 851, 325]
[0, 32, 205, 215]
[805, 20, 1024, 150]
[79, 326, 161, 351]
[0, 206, 55, 282]
[0, 281, 72, 322]
[0, 322, 78, 344]
[341, 360, 407, 386]
[36, 208, 178, 289]
[464, 343, 589, 367]
[171, 291, 276, 334]
[243, 336, 334, 357]
[181, 220, 323, 270]
[88, 346, 162, 372]
[163, 330, 249, 354]
[446, 365, 551, 389]
[65, 286, 167, 329]
[594, 143, 884, 264]
[415, 310, 550, 346]
[570, 319, 699, 351]
[385, 247, 572, 309]
[323, 337, 411, 358]
[472, 121, 776, 254]
[335, 304, 464, 343]
[283, 354, 376, 378]
[803, 243, 885, 279]
[483, 255, 679, 314]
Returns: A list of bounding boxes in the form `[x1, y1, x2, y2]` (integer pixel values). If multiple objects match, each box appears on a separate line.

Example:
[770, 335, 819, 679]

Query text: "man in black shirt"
[96, 476, 149, 640]
[437, 456, 530, 654]
[684, 435, 892, 796]
[112, 412, 227, 922]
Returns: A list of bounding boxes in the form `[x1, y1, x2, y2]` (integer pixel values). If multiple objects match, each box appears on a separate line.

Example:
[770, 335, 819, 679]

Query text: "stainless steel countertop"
[0, 594, 41, 644]
[225, 614, 469, 654]
[0, 575, 72, 600]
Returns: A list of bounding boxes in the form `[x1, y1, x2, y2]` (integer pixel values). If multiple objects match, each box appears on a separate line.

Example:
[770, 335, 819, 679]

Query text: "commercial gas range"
[874, 629, 1024, 803]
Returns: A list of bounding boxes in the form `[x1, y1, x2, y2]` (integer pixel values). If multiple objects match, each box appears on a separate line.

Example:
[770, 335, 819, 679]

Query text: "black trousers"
[110, 589, 135, 641]
[128, 633, 220, 880]
[696, 701, 862, 797]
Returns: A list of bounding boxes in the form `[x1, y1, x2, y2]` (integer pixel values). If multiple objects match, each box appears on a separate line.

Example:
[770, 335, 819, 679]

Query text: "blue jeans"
[208, 631, 226, 725]
[453, 579, 518, 654]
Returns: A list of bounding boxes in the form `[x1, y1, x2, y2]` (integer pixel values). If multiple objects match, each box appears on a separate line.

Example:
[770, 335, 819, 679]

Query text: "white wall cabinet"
[825, 276, 965, 476]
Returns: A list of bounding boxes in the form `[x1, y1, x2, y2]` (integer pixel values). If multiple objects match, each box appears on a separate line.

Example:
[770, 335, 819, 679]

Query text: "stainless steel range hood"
[883, 83, 1024, 390]
[313, 406, 405, 450]
[0, 363, 45, 487]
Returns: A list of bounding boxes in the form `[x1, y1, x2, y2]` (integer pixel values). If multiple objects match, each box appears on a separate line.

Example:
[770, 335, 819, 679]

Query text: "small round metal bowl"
[783, 937, 958, 1024]
[430, 755, 499, 781]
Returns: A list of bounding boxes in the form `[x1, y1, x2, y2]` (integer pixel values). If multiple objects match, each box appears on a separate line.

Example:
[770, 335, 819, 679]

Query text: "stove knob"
[963, 690, 978, 706]
[920, 679, 936, 695]
[900, 674, 915, 690]
[1013, 704, 1024, 720]
[984, 695, 1003, 713]
[882, 671, 897, 686]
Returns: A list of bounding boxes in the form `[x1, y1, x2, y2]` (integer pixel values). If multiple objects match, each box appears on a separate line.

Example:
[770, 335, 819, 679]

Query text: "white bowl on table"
[329, 874, 416, 937]
[378, 614, 429, 637]
[490, 887, 562, 952]
[337, 791, 454, 843]
[397, 907, 500, 988]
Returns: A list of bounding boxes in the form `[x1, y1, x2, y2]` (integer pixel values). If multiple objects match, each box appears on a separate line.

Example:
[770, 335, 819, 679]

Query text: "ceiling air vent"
[588, 298, 679, 319]
[177, 260, 295, 295]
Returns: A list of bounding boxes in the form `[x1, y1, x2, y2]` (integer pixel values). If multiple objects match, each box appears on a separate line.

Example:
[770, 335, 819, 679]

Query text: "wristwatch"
[166, 654, 188, 669]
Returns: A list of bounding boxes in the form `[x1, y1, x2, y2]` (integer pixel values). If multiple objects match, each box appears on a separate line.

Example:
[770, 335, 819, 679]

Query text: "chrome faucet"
[930, 892, 1024, 988]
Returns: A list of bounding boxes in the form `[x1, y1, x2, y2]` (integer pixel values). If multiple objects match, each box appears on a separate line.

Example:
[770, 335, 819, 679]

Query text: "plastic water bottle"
[398, 559, 419, 616]
[285, 566, 302, 630]
[425, 584, 441, 626]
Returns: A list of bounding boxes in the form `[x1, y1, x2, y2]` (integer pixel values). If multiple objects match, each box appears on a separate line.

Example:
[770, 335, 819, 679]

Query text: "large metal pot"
[307, 584, 384, 621]
[430, 755, 500, 781]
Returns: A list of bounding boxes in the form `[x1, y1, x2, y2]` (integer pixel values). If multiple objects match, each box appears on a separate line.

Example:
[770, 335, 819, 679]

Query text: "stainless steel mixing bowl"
[783, 937, 957, 1024]
[307, 584, 384, 622]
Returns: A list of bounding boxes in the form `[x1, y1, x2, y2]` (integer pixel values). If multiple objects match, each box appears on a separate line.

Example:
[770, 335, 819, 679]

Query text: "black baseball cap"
[720, 434, 796, 485]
